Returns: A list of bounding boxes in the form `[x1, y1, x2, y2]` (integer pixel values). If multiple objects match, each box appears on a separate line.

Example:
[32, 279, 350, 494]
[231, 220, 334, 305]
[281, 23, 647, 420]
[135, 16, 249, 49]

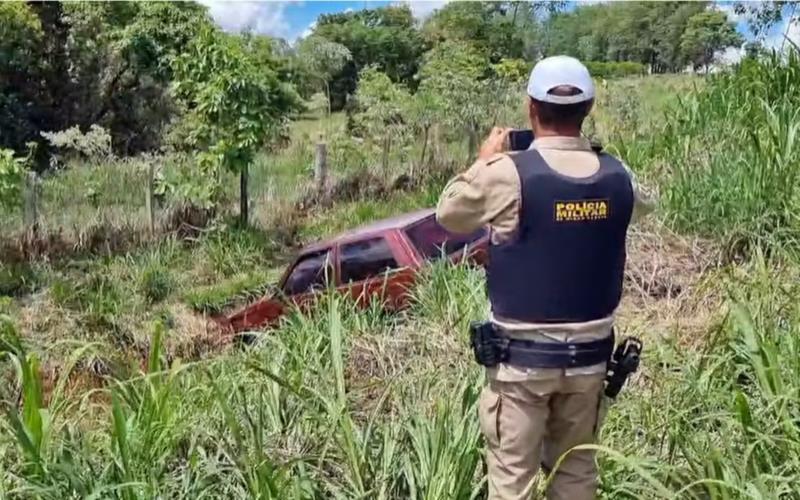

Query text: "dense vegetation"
[2, 1, 800, 499]
[1, 1, 747, 163]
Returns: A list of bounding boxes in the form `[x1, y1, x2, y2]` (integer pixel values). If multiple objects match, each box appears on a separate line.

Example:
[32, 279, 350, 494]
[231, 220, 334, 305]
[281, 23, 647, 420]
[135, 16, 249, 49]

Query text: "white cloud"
[715, 14, 797, 65]
[716, 45, 744, 65]
[197, 1, 294, 39]
[300, 20, 317, 40]
[714, 1, 744, 23]
[398, 1, 451, 20]
[764, 16, 800, 52]
[789, 21, 800, 49]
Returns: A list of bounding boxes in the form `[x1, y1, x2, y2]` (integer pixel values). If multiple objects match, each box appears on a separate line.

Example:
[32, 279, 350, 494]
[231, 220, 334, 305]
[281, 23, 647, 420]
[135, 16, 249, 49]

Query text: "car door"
[336, 235, 415, 310]
[280, 248, 335, 311]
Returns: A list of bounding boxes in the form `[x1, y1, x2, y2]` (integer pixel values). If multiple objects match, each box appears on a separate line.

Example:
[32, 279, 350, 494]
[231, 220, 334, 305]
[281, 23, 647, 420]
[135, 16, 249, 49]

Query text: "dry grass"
[620, 219, 723, 349]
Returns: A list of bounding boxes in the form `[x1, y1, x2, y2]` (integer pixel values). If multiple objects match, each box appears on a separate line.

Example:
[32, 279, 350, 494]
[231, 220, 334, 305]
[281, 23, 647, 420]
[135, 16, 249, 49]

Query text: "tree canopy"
[0, 2, 213, 167]
[0, 0, 765, 170]
[542, 2, 726, 73]
[680, 11, 745, 70]
[171, 27, 300, 221]
[310, 5, 427, 110]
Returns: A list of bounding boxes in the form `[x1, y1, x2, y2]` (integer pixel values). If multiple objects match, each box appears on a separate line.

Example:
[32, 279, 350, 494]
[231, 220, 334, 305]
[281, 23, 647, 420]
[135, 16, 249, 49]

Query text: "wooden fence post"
[314, 135, 328, 193]
[431, 123, 441, 166]
[145, 162, 155, 234]
[23, 171, 40, 236]
[381, 135, 391, 176]
[240, 164, 249, 226]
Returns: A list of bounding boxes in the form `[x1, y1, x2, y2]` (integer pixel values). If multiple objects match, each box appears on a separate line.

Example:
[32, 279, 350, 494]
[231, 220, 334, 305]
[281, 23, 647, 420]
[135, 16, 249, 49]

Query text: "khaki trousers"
[478, 373, 606, 500]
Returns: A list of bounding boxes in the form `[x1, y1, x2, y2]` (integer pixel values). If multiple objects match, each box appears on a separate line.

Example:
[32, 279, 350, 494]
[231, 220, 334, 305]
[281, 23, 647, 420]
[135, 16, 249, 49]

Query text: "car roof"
[301, 208, 434, 255]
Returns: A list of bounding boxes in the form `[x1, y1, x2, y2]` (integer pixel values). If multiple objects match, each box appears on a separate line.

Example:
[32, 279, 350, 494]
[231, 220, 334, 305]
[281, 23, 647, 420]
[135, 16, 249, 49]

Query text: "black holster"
[605, 337, 643, 398]
[469, 321, 509, 367]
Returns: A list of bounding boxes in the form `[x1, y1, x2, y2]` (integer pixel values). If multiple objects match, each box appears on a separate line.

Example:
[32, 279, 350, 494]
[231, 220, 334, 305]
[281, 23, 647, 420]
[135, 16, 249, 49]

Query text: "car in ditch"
[215, 209, 488, 334]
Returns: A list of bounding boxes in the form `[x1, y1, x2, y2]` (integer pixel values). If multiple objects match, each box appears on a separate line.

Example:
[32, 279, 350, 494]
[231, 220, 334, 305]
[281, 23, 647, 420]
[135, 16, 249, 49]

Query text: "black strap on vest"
[504, 333, 614, 369]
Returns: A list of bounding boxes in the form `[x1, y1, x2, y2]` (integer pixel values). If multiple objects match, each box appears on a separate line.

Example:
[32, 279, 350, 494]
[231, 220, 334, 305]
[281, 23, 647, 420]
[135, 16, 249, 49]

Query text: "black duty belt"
[502, 331, 615, 369]
[469, 321, 616, 369]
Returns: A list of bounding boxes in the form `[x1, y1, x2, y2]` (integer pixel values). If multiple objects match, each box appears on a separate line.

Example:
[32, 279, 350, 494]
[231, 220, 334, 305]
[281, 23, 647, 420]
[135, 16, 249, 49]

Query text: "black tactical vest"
[487, 149, 634, 323]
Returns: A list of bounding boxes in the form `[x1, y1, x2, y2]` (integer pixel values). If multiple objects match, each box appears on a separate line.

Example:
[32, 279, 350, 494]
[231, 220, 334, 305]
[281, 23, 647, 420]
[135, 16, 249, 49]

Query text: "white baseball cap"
[526, 56, 595, 105]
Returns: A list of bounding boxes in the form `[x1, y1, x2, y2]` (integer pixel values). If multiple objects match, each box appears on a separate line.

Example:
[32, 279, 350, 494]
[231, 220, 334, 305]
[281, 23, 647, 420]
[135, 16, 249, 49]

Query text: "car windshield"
[405, 218, 486, 261]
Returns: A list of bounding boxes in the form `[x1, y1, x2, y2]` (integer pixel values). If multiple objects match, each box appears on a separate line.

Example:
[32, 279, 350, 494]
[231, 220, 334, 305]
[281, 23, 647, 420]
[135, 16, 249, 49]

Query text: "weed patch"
[185, 271, 275, 314]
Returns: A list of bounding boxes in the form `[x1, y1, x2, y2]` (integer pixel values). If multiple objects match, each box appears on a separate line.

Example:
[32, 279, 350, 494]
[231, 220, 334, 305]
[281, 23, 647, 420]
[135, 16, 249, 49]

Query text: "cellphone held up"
[508, 129, 534, 151]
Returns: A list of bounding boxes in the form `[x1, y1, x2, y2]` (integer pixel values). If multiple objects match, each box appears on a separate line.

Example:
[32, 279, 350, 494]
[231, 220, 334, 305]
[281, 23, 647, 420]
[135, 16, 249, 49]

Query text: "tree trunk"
[467, 126, 479, 161]
[430, 123, 440, 165]
[24, 171, 40, 236]
[145, 162, 155, 234]
[418, 125, 430, 175]
[325, 80, 332, 117]
[314, 137, 328, 194]
[239, 165, 249, 226]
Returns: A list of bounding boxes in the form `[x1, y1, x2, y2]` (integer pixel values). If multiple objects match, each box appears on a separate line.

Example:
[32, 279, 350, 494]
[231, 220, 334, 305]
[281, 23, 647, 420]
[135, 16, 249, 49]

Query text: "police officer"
[436, 56, 653, 500]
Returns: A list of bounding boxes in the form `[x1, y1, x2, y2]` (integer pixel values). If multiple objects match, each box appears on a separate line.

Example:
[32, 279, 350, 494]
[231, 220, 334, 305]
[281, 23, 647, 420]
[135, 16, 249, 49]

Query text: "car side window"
[282, 249, 333, 295]
[405, 217, 486, 261]
[339, 237, 399, 284]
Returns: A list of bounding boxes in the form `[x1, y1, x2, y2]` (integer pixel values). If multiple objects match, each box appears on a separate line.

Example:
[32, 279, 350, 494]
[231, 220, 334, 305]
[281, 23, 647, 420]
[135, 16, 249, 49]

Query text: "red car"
[216, 209, 488, 333]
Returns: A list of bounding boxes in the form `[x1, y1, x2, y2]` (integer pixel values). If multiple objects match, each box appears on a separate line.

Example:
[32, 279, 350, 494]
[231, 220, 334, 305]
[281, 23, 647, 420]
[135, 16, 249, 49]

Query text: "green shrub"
[139, 264, 174, 304]
[51, 272, 124, 331]
[0, 263, 38, 297]
[185, 271, 273, 314]
[0, 148, 25, 211]
[586, 61, 647, 79]
[201, 224, 276, 278]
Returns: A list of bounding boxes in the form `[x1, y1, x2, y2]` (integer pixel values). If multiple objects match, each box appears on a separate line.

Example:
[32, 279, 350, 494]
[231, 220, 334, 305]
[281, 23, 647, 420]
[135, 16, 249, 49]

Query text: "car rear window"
[282, 249, 333, 295]
[340, 237, 399, 283]
[405, 218, 486, 261]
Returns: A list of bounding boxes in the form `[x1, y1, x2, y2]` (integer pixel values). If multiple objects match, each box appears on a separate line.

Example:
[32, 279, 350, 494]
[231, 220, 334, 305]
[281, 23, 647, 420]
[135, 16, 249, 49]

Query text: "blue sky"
[197, 1, 445, 41]
[197, 1, 798, 57]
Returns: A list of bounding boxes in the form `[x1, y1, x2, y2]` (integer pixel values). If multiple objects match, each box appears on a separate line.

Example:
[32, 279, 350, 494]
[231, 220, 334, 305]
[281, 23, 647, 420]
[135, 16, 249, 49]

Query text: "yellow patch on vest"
[554, 199, 610, 222]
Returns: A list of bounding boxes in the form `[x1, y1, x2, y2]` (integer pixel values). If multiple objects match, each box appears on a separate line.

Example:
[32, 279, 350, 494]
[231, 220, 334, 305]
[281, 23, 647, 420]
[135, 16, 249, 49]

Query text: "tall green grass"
[0, 268, 486, 498]
[657, 53, 800, 251]
[5, 258, 800, 498]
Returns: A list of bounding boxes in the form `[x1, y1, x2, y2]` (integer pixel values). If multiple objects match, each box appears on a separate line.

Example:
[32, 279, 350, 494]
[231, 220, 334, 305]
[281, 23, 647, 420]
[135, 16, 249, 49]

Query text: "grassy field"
[2, 53, 800, 499]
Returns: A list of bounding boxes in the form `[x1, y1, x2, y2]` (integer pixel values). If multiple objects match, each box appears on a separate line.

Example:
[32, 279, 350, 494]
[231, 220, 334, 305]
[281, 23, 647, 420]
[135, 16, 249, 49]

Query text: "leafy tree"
[310, 5, 426, 110]
[492, 58, 531, 83]
[0, 2, 45, 164]
[172, 27, 300, 225]
[733, 1, 795, 39]
[0, 1, 211, 165]
[680, 11, 744, 71]
[418, 40, 491, 82]
[650, 2, 709, 72]
[405, 87, 443, 170]
[297, 36, 352, 115]
[417, 41, 496, 159]
[543, 2, 709, 73]
[352, 67, 412, 174]
[423, 2, 563, 62]
[0, 149, 26, 211]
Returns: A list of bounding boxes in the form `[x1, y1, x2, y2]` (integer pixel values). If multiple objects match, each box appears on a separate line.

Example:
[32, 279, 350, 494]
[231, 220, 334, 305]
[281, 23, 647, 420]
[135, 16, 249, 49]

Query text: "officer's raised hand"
[478, 127, 512, 161]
